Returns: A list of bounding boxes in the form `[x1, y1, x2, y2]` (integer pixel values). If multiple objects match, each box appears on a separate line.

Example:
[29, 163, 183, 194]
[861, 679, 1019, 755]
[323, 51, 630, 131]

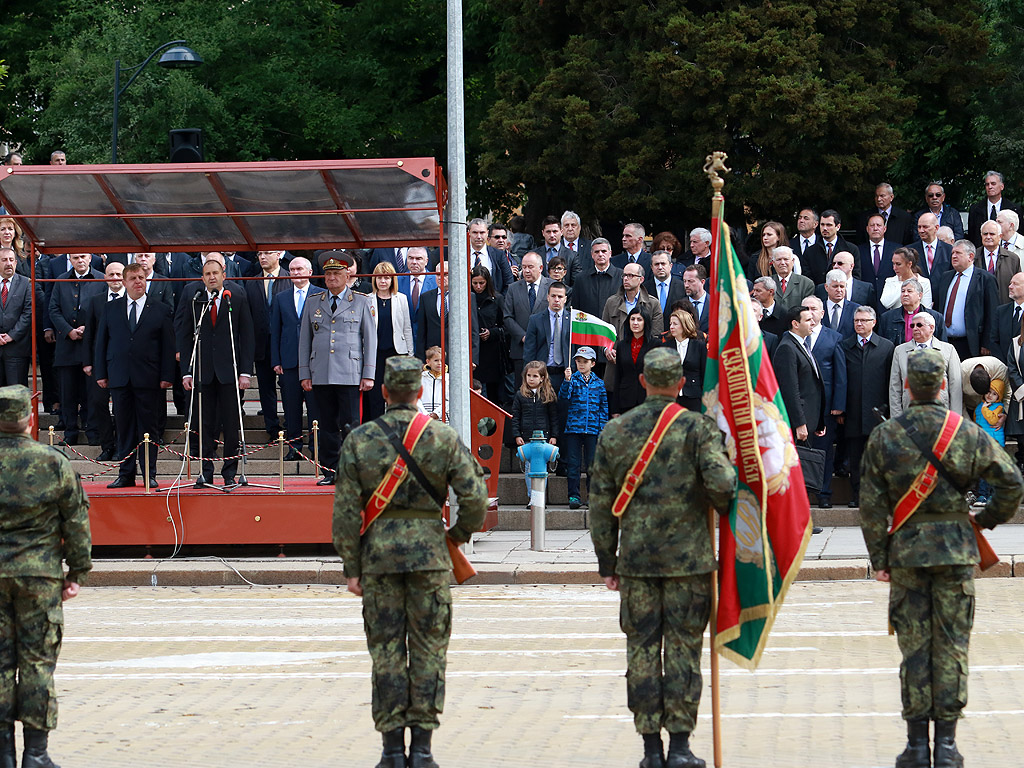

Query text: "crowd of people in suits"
[6, 148, 1024, 504]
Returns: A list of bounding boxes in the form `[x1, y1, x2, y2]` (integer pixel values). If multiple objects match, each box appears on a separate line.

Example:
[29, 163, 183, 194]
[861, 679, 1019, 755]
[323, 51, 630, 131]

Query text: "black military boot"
[894, 719, 930, 768]
[375, 728, 405, 768]
[408, 726, 439, 768]
[666, 732, 705, 768]
[0, 724, 14, 768]
[21, 729, 59, 768]
[933, 720, 964, 768]
[639, 733, 665, 768]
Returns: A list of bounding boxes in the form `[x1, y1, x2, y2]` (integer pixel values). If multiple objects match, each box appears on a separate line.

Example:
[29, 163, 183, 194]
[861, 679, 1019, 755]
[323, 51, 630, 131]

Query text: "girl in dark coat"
[510, 360, 559, 445]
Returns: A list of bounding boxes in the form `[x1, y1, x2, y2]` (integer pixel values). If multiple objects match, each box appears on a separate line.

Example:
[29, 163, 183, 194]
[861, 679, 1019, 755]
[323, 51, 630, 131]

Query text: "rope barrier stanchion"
[278, 431, 285, 493]
[184, 420, 191, 480]
[312, 420, 320, 482]
[48, 426, 54, 447]
[143, 433, 152, 495]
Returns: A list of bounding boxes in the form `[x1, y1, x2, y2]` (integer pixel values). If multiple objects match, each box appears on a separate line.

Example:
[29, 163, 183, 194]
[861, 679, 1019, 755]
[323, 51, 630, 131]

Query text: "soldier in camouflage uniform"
[589, 348, 737, 768]
[333, 356, 487, 768]
[0, 385, 92, 768]
[860, 350, 1022, 768]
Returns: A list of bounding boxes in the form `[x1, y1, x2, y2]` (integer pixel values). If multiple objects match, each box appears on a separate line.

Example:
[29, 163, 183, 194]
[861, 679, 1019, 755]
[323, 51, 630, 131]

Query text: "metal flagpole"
[705, 151, 729, 768]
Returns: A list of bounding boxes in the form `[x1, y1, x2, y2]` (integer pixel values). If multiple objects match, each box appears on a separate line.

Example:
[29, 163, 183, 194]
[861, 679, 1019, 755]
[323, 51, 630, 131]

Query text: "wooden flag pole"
[704, 151, 730, 768]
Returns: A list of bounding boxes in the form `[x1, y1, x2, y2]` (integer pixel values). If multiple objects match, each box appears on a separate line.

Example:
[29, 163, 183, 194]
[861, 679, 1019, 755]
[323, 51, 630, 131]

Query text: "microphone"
[222, 289, 232, 305]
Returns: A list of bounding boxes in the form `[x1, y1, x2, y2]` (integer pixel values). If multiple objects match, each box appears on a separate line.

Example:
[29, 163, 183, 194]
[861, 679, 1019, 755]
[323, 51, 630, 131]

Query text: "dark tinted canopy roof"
[0, 158, 445, 254]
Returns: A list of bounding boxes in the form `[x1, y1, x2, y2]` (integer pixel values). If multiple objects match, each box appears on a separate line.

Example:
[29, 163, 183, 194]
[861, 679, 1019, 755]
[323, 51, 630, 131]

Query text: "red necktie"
[988, 252, 997, 272]
[210, 296, 218, 327]
[567, 242, 574, 251]
[1, 280, 7, 308]
[944, 272, 961, 328]
[826, 242, 833, 260]
[781, 277, 788, 293]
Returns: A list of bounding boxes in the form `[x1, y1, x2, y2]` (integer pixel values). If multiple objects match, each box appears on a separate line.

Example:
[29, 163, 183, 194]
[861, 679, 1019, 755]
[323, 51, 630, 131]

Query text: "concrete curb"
[83, 555, 1024, 587]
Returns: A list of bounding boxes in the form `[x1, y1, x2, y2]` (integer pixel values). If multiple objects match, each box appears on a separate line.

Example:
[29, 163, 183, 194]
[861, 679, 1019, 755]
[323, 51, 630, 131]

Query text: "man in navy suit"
[612, 223, 652, 274]
[468, 218, 514, 295]
[398, 247, 437, 346]
[170, 252, 244, 304]
[818, 270, 861, 339]
[645, 250, 688, 317]
[244, 249, 292, 439]
[992, 272, 1024, 364]
[914, 182, 964, 240]
[803, 296, 847, 508]
[523, 281, 572, 388]
[934, 240, 998, 361]
[178, 255, 255, 487]
[682, 264, 710, 334]
[967, 170, 1020, 248]
[270, 256, 324, 460]
[856, 182, 915, 245]
[909, 212, 953, 280]
[94, 264, 175, 488]
[47, 253, 105, 444]
[824, 251, 876, 309]
[415, 259, 479, 364]
[857, 213, 899, 289]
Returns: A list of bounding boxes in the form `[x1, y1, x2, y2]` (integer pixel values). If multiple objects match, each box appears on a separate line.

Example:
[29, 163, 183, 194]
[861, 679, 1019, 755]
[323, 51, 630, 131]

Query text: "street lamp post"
[111, 40, 203, 163]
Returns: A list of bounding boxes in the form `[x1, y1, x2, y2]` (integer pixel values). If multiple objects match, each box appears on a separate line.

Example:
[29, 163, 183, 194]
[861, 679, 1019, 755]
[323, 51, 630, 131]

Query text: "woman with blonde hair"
[363, 261, 414, 419]
[0, 217, 28, 276]
[662, 308, 706, 410]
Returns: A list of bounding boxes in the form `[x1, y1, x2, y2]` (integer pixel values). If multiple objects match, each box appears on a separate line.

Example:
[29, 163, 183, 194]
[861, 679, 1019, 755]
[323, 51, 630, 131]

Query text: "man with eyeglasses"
[816, 251, 876, 309]
[841, 305, 894, 507]
[914, 182, 964, 241]
[878, 278, 947, 349]
[888, 311, 962, 416]
[602, 263, 663, 343]
[487, 222, 521, 281]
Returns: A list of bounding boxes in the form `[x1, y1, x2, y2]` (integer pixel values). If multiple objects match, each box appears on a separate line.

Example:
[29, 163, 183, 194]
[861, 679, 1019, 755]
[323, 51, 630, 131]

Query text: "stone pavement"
[87, 525, 1024, 587]
[40, 581, 1024, 767]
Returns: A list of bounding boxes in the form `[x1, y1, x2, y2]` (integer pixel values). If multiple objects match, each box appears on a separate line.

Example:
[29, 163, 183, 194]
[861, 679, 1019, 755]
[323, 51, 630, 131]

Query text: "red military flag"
[702, 216, 813, 669]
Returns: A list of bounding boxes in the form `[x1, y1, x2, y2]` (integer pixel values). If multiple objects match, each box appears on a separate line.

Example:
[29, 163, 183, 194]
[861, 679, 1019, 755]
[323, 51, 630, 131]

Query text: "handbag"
[796, 443, 826, 493]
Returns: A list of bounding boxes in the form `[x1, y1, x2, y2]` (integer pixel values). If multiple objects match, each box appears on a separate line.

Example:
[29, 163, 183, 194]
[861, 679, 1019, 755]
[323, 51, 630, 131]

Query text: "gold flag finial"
[704, 152, 730, 199]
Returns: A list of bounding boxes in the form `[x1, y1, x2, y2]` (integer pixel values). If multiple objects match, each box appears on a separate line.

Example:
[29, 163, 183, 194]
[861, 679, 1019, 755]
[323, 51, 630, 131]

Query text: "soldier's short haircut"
[753, 275, 776, 293]
[854, 305, 877, 321]
[689, 227, 712, 244]
[684, 263, 707, 281]
[825, 269, 846, 285]
[985, 170, 1005, 184]
[821, 209, 842, 225]
[560, 210, 581, 226]
[901, 278, 923, 295]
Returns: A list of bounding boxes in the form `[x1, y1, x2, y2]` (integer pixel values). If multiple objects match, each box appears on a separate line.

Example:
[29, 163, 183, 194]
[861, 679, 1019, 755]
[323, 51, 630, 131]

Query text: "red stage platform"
[85, 478, 334, 547]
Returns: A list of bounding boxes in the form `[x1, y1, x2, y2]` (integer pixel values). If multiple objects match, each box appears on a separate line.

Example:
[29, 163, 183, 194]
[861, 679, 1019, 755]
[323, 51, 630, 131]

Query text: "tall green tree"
[0, 0, 497, 166]
[479, 0, 991, 234]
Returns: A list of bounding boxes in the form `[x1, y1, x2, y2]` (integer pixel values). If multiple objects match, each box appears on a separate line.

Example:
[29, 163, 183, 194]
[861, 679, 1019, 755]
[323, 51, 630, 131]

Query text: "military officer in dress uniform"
[0, 385, 91, 768]
[860, 350, 1023, 768]
[333, 356, 487, 768]
[298, 251, 376, 485]
[589, 348, 737, 768]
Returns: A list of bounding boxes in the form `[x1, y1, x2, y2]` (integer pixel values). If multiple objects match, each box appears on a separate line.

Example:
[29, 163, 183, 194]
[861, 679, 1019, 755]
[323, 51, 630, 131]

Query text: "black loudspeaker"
[169, 129, 204, 162]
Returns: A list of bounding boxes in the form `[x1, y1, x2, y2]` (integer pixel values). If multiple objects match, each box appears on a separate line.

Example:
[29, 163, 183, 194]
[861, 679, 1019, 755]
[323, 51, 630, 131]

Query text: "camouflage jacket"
[860, 399, 1023, 570]
[589, 395, 737, 578]
[333, 404, 487, 578]
[0, 433, 92, 584]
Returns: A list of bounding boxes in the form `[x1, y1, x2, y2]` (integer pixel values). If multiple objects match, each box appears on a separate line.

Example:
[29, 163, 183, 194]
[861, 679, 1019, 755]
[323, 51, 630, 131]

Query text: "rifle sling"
[380, 421, 447, 509]
[895, 413, 969, 496]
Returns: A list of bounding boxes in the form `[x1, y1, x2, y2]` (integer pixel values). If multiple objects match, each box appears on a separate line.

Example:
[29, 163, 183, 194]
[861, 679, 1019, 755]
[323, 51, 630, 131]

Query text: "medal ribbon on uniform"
[611, 403, 685, 518]
[360, 412, 433, 535]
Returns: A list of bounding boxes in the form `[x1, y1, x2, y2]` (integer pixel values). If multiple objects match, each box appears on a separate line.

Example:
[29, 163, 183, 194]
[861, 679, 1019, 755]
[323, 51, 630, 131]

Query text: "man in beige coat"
[889, 312, 962, 416]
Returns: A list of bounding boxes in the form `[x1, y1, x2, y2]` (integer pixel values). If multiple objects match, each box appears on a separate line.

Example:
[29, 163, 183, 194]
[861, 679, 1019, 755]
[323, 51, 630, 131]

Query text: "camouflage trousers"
[619, 574, 711, 734]
[0, 577, 63, 730]
[889, 565, 975, 721]
[362, 570, 452, 733]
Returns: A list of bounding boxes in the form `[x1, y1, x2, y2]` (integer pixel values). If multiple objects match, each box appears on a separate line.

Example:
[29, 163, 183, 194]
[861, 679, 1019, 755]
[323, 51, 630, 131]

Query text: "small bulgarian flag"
[569, 310, 617, 351]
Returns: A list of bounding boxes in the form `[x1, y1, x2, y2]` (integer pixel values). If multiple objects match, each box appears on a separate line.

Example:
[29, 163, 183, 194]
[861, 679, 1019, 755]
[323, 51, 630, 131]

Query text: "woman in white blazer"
[363, 262, 415, 419]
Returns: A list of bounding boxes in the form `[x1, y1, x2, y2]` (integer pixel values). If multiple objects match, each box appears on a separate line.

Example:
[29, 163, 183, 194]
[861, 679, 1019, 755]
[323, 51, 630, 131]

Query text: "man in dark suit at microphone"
[178, 254, 255, 487]
[94, 263, 176, 488]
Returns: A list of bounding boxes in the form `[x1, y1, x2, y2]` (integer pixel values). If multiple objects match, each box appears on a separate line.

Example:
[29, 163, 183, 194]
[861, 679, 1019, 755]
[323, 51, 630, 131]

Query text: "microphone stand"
[224, 290, 275, 491]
